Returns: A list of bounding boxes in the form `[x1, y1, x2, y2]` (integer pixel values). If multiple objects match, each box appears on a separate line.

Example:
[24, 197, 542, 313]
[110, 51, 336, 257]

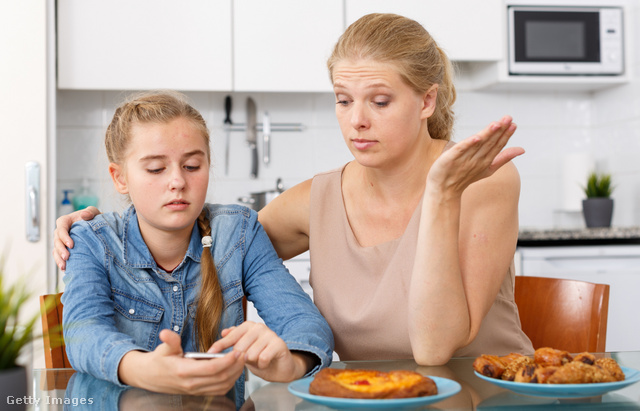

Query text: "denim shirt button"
[173, 325, 179, 332]
[128, 308, 135, 315]
[173, 285, 179, 292]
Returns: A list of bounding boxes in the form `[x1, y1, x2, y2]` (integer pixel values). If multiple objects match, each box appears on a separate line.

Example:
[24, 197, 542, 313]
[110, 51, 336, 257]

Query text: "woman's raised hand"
[427, 115, 524, 198]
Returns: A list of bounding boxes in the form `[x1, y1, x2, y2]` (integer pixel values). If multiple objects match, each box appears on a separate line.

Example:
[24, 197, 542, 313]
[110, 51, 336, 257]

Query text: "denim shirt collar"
[122, 205, 203, 269]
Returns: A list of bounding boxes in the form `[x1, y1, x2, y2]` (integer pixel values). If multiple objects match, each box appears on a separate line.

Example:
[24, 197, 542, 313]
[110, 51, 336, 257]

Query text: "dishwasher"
[516, 245, 640, 352]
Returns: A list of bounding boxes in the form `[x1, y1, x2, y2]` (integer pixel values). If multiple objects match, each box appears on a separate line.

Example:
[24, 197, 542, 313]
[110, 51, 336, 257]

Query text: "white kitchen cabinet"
[517, 245, 640, 352]
[345, 0, 503, 62]
[233, 0, 344, 92]
[57, 0, 232, 91]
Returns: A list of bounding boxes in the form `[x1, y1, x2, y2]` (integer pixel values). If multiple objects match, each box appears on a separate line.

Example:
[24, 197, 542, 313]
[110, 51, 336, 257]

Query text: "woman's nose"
[350, 103, 370, 130]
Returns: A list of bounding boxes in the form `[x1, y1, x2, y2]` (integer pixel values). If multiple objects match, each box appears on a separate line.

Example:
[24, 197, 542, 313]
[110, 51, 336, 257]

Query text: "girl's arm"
[408, 116, 524, 365]
[213, 210, 333, 381]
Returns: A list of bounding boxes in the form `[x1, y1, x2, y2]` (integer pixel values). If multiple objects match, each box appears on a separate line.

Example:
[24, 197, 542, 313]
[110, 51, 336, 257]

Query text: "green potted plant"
[0, 257, 39, 406]
[582, 172, 615, 228]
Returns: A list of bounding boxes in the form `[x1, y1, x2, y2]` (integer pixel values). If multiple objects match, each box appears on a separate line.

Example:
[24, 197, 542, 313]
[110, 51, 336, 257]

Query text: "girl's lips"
[352, 139, 377, 150]
[165, 201, 190, 211]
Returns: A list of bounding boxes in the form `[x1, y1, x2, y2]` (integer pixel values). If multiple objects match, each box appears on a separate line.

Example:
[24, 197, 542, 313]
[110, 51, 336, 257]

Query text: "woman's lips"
[352, 139, 377, 150]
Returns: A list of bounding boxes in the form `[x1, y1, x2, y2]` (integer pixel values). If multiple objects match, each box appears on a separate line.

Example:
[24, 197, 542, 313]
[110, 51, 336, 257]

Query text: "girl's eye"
[147, 168, 164, 174]
[185, 165, 200, 171]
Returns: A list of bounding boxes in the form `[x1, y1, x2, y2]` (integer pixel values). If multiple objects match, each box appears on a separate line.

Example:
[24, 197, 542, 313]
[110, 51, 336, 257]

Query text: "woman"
[60, 91, 333, 405]
[54, 13, 533, 365]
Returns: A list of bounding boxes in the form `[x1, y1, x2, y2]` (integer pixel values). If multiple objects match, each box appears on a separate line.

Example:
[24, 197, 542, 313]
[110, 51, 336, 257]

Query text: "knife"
[246, 97, 258, 179]
[263, 111, 271, 165]
[224, 95, 232, 175]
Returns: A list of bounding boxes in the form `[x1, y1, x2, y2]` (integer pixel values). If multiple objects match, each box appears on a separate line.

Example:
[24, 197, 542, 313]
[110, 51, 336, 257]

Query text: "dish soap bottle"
[72, 178, 99, 211]
[59, 189, 74, 216]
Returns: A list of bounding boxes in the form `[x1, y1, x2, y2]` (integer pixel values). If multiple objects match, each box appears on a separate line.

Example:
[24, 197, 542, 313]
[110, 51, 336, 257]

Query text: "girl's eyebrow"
[139, 150, 206, 162]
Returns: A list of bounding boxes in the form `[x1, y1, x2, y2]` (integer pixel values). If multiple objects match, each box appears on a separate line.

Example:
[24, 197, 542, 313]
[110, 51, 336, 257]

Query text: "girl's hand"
[118, 329, 245, 396]
[53, 206, 102, 270]
[209, 321, 310, 382]
[427, 115, 524, 199]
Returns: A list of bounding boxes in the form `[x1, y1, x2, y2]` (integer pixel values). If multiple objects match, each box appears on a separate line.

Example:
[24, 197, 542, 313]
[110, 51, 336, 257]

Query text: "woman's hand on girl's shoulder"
[209, 321, 311, 383]
[53, 206, 102, 270]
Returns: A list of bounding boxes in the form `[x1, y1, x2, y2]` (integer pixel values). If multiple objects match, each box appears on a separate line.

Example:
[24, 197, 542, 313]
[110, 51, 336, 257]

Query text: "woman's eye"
[336, 100, 349, 106]
[374, 100, 389, 107]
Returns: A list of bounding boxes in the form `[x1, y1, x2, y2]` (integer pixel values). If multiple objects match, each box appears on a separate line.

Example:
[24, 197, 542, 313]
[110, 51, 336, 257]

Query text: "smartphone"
[183, 352, 226, 360]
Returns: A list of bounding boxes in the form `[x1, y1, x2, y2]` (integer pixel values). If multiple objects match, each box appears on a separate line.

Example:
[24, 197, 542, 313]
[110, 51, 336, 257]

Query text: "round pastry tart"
[308, 368, 438, 399]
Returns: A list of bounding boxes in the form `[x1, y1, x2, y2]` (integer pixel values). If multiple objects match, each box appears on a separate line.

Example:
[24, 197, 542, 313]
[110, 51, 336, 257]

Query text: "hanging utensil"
[223, 95, 232, 175]
[246, 97, 258, 179]
[263, 111, 271, 165]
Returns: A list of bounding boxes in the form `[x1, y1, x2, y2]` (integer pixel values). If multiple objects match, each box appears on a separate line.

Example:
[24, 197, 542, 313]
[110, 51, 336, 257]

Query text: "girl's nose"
[168, 170, 186, 190]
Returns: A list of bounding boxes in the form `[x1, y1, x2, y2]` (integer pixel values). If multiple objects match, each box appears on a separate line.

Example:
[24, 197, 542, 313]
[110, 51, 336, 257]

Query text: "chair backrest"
[514, 276, 609, 353]
[40, 293, 72, 368]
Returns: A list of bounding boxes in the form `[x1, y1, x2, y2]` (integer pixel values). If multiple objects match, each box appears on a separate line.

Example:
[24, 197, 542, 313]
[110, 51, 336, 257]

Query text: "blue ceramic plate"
[287, 375, 461, 410]
[474, 366, 640, 398]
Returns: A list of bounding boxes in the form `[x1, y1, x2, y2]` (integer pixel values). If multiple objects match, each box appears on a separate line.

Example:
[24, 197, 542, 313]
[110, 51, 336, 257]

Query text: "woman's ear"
[109, 163, 129, 194]
[420, 83, 439, 120]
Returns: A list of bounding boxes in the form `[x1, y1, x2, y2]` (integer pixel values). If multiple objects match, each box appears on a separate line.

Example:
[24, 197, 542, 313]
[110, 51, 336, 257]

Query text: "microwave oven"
[508, 6, 624, 75]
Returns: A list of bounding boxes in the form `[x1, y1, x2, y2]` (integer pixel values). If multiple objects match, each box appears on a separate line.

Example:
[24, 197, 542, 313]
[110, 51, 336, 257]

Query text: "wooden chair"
[514, 276, 610, 353]
[40, 293, 72, 369]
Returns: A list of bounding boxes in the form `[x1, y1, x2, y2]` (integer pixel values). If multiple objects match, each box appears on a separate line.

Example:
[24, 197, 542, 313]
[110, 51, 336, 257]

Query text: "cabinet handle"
[25, 161, 40, 242]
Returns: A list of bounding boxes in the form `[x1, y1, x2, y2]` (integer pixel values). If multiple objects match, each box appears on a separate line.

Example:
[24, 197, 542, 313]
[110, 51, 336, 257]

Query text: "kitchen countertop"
[518, 226, 640, 247]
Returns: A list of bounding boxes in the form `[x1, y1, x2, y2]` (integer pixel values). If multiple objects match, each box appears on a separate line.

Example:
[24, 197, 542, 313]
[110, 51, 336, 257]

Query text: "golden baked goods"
[309, 368, 438, 399]
[474, 347, 626, 384]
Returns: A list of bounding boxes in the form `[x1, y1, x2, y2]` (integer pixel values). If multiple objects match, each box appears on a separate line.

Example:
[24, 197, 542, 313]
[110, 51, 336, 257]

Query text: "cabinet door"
[233, 0, 343, 92]
[57, 0, 232, 91]
[345, 0, 503, 61]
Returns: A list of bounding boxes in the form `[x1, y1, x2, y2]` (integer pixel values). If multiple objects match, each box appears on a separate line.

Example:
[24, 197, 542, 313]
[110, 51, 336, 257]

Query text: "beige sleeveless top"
[309, 165, 534, 360]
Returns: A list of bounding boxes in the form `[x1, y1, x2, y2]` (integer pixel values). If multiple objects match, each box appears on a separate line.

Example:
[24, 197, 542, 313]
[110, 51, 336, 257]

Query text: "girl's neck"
[139, 221, 194, 272]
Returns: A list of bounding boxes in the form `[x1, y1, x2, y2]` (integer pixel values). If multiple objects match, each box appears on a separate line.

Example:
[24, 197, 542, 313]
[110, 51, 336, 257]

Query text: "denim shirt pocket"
[113, 291, 164, 351]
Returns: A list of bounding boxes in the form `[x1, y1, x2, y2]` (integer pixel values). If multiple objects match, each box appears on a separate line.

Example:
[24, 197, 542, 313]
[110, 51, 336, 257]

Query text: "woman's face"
[332, 59, 436, 169]
[109, 117, 210, 238]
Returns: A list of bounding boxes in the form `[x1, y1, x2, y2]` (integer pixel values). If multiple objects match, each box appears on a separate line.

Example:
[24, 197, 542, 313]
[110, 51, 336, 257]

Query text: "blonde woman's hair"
[327, 13, 456, 141]
[105, 90, 222, 351]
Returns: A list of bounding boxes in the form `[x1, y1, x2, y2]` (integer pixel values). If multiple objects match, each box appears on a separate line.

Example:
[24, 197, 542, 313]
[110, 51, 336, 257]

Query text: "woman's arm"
[258, 178, 312, 260]
[408, 116, 524, 365]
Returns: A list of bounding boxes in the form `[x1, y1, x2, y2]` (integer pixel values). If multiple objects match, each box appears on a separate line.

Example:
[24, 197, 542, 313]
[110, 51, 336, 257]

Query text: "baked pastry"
[474, 347, 626, 384]
[309, 368, 438, 399]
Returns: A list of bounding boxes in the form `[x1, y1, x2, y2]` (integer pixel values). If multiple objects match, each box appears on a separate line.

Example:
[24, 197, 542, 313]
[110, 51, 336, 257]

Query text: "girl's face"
[332, 59, 437, 169]
[109, 117, 210, 239]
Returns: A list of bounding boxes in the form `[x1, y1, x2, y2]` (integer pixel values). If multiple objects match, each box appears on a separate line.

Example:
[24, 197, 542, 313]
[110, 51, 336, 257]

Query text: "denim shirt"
[62, 203, 333, 403]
